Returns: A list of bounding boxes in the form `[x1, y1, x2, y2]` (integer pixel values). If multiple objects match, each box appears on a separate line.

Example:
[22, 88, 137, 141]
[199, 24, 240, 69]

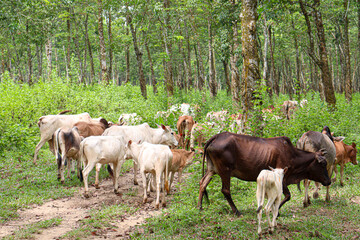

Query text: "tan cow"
[176, 115, 195, 150]
[74, 118, 110, 137]
[333, 138, 357, 186]
[189, 122, 207, 151]
[169, 149, 195, 190]
[34, 112, 92, 164]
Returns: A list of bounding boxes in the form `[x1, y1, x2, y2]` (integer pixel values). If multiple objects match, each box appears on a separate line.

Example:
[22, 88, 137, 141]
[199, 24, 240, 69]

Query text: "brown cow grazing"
[296, 129, 336, 207]
[169, 149, 195, 190]
[54, 127, 83, 184]
[333, 138, 357, 186]
[176, 115, 195, 150]
[190, 122, 207, 151]
[198, 132, 331, 216]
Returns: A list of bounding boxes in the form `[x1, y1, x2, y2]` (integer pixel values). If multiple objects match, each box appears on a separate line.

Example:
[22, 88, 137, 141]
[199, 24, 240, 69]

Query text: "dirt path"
[0, 170, 169, 239]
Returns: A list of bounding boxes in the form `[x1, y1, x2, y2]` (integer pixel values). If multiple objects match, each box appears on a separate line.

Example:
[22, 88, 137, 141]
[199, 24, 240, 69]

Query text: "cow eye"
[171, 132, 174, 135]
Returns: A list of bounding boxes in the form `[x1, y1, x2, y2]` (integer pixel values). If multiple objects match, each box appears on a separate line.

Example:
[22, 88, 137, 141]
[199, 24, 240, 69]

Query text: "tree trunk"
[269, 26, 278, 95]
[343, 0, 351, 101]
[194, 40, 205, 90]
[84, 14, 95, 84]
[292, 19, 301, 100]
[240, 0, 260, 115]
[98, 0, 108, 84]
[73, 20, 84, 84]
[162, 0, 174, 96]
[125, 27, 130, 84]
[263, 15, 272, 98]
[26, 24, 33, 85]
[11, 36, 24, 82]
[36, 44, 42, 79]
[108, 10, 113, 82]
[184, 19, 193, 89]
[208, 9, 217, 97]
[144, 40, 157, 94]
[313, 0, 336, 107]
[230, 18, 241, 108]
[66, 8, 71, 81]
[127, 9, 147, 99]
[45, 38, 52, 80]
[222, 59, 231, 96]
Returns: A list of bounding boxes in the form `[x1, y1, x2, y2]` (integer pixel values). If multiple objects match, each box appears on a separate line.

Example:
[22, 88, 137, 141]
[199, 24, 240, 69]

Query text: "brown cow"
[333, 139, 357, 186]
[176, 115, 195, 150]
[198, 132, 331, 216]
[169, 149, 195, 190]
[74, 118, 110, 138]
[190, 122, 207, 151]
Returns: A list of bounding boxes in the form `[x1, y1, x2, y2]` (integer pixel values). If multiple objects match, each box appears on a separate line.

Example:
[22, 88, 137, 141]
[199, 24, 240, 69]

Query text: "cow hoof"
[134, 180, 139, 185]
[61, 180, 65, 184]
[114, 189, 121, 196]
[155, 203, 160, 209]
[340, 182, 344, 187]
[303, 201, 310, 208]
[84, 193, 90, 198]
[143, 198, 147, 204]
[234, 210, 242, 217]
[95, 184, 100, 189]
[331, 178, 336, 183]
[313, 192, 319, 199]
[162, 202, 167, 207]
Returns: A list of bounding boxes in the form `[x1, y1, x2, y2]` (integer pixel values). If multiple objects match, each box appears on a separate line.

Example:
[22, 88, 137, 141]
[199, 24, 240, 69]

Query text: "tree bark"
[343, 0, 352, 101]
[144, 39, 157, 94]
[240, 0, 260, 115]
[222, 59, 231, 96]
[126, 9, 147, 99]
[162, 0, 174, 96]
[73, 19, 84, 84]
[45, 38, 52, 80]
[26, 23, 33, 85]
[108, 10, 113, 82]
[269, 26, 278, 95]
[263, 15, 272, 98]
[184, 19, 193, 89]
[292, 19, 301, 100]
[84, 14, 95, 84]
[98, 0, 108, 84]
[208, 5, 217, 97]
[125, 26, 130, 84]
[66, 8, 71, 81]
[230, 18, 241, 108]
[313, 0, 336, 107]
[11, 36, 24, 82]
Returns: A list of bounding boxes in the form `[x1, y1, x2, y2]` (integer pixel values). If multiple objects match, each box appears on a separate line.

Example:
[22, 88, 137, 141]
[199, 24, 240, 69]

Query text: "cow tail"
[202, 134, 218, 178]
[257, 179, 266, 213]
[78, 141, 86, 182]
[54, 129, 62, 170]
[164, 156, 170, 194]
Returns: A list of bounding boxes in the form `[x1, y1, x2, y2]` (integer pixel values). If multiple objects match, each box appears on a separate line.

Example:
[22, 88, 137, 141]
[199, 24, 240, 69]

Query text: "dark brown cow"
[176, 115, 195, 150]
[198, 132, 331, 216]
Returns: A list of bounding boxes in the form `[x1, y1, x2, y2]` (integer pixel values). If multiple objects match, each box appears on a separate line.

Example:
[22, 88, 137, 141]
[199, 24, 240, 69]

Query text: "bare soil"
[0, 169, 177, 240]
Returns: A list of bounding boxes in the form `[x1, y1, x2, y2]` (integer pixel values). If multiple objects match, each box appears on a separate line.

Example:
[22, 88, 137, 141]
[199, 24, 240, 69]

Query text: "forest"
[1, 0, 360, 239]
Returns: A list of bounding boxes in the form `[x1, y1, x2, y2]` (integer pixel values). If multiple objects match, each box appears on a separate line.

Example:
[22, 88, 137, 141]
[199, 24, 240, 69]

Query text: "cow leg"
[220, 174, 240, 216]
[82, 161, 96, 198]
[271, 197, 281, 233]
[133, 162, 139, 185]
[141, 170, 148, 204]
[77, 159, 83, 182]
[169, 172, 175, 192]
[340, 164, 344, 186]
[112, 162, 120, 194]
[155, 171, 162, 209]
[265, 197, 276, 233]
[279, 185, 291, 211]
[198, 170, 215, 210]
[178, 170, 183, 191]
[95, 163, 102, 189]
[313, 182, 320, 199]
[67, 158, 72, 179]
[33, 138, 47, 164]
[161, 171, 166, 207]
[59, 156, 66, 184]
[332, 165, 338, 183]
[257, 205, 263, 235]
[303, 179, 311, 207]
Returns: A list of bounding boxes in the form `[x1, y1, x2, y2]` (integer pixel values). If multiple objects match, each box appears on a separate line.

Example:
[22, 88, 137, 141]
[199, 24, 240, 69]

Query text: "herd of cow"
[32, 103, 357, 235]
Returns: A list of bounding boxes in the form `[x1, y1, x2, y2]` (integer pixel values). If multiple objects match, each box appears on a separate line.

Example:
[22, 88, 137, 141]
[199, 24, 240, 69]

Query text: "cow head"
[309, 150, 331, 186]
[125, 140, 135, 160]
[159, 124, 178, 147]
[348, 143, 358, 165]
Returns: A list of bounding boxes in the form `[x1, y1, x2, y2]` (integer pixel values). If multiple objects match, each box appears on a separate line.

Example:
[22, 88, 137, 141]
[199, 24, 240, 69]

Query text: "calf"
[256, 167, 287, 235]
[176, 115, 195, 150]
[169, 149, 195, 190]
[190, 122, 207, 151]
[126, 141, 172, 209]
[74, 118, 110, 137]
[333, 139, 357, 186]
[34, 112, 92, 164]
[79, 135, 126, 198]
[54, 127, 83, 184]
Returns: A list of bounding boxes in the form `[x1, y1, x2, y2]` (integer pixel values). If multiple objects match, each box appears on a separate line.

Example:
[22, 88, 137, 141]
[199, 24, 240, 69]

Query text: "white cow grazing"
[118, 113, 143, 125]
[102, 123, 178, 185]
[34, 112, 92, 164]
[256, 167, 287, 235]
[125, 140, 172, 209]
[54, 127, 83, 184]
[79, 135, 126, 198]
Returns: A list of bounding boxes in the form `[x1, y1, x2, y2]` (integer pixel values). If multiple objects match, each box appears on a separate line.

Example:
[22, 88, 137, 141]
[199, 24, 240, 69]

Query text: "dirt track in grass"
[0, 169, 176, 239]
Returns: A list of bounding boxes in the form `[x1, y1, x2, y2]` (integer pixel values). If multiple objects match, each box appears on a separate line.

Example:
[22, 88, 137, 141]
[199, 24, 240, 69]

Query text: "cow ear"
[138, 140, 141, 144]
[161, 124, 167, 131]
[333, 136, 345, 142]
[128, 140, 132, 147]
[72, 126, 79, 132]
[269, 166, 275, 171]
[352, 142, 356, 148]
[283, 167, 288, 174]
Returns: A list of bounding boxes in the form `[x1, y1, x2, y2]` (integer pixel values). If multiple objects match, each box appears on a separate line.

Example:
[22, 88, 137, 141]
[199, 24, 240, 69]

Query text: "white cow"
[34, 112, 92, 164]
[125, 140, 172, 209]
[102, 123, 178, 185]
[79, 135, 126, 198]
[256, 167, 287, 235]
[54, 127, 83, 184]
